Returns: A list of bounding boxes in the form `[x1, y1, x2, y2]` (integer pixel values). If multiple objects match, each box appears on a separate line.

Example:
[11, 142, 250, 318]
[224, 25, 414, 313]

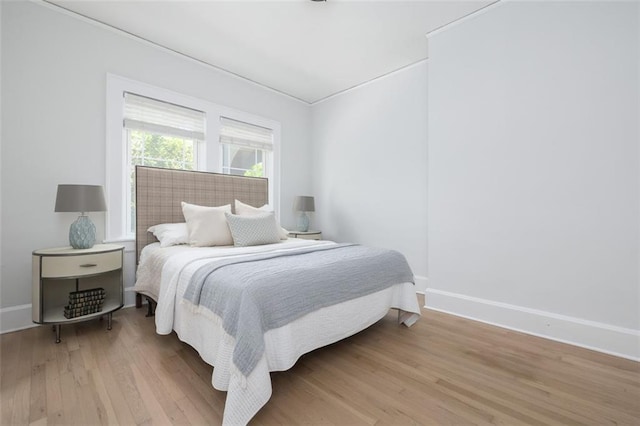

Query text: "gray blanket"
[183, 243, 414, 377]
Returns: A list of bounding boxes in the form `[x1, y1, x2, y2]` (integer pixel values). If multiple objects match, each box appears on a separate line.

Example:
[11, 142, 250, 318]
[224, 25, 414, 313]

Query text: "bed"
[132, 166, 421, 425]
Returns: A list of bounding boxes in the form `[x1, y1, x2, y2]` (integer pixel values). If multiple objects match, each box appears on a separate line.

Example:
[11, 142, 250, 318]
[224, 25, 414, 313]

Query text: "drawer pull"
[80, 263, 98, 268]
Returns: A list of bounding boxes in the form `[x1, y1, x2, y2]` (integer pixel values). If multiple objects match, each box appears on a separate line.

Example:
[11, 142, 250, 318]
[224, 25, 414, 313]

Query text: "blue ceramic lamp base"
[297, 212, 310, 232]
[69, 214, 96, 249]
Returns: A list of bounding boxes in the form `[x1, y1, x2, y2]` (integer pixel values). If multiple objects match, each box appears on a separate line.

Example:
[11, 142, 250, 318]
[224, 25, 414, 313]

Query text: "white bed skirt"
[173, 282, 420, 425]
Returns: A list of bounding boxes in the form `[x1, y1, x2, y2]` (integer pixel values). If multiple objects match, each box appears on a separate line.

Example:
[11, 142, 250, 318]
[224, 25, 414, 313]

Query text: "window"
[220, 117, 273, 178]
[123, 93, 205, 234]
[106, 74, 280, 242]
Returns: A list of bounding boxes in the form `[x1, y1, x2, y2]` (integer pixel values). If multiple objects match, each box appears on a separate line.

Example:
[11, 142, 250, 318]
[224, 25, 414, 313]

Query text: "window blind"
[220, 117, 273, 151]
[124, 93, 205, 140]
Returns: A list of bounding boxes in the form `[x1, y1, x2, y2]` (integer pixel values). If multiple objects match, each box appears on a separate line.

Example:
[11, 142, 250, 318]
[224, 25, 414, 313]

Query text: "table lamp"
[55, 184, 107, 249]
[294, 195, 315, 232]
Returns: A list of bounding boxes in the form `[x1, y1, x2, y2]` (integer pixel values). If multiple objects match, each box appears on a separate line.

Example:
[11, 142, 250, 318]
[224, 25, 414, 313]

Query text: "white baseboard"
[0, 304, 36, 334]
[123, 285, 138, 307]
[425, 288, 640, 361]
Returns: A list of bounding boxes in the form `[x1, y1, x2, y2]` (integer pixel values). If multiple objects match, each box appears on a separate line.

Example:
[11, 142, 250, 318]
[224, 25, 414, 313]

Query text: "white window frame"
[106, 74, 280, 242]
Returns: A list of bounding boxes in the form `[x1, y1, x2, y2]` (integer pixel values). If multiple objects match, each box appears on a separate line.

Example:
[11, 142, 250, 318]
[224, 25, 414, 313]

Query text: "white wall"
[0, 1, 312, 331]
[311, 61, 428, 291]
[427, 1, 639, 359]
[0, 0, 3, 327]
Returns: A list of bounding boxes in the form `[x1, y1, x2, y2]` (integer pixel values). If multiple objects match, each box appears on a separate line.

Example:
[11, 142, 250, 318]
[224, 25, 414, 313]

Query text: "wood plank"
[28, 361, 47, 424]
[10, 327, 34, 425]
[87, 321, 138, 425]
[128, 341, 191, 424]
[175, 395, 208, 426]
[129, 362, 176, 425]
[348, 331, 591, 424]
[44, 336, 65, 425]
[163, 352, 224, 424]
[58, 369, 83, 425]
[86, 368, 119, 426]
[0, 304, 638, 426]
[0, 331, 21, 425]
[103, 335, 151, 424]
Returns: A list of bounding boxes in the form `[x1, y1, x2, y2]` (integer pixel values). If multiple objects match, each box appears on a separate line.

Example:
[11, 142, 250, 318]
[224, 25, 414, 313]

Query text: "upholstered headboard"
[135, 166, 269, 264]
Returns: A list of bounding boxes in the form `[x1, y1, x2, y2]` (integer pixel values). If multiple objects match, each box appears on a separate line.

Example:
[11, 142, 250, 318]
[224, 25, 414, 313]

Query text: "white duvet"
[134, 239, 421, 425]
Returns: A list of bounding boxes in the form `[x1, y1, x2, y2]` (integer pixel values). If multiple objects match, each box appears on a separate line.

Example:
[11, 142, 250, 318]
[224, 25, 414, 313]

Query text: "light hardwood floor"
[1, 298, 638, 425]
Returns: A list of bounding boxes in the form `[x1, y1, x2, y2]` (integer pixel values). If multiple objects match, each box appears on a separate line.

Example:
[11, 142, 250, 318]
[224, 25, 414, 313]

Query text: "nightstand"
[32, 244, 124, 343]
[288, 230, 322, 240]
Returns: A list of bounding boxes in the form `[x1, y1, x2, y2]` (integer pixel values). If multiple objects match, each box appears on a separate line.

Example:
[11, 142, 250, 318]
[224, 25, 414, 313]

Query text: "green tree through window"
[243, 162, 264, 177]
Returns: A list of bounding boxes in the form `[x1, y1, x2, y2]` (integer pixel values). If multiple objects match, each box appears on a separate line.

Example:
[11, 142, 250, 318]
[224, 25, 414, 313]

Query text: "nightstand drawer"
[40, 251, 122, 278]
[295, 233, 322, 240]
[288, 231, 322, 240]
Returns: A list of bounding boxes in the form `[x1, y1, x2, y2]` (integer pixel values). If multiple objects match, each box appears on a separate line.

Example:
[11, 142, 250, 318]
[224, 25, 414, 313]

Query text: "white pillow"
[235, 199, 267, 216]
[147, 223, 189, 248]
[181, 202, 233, 247]
[234, 199, 289, 239]
[225, 212, 281, 247]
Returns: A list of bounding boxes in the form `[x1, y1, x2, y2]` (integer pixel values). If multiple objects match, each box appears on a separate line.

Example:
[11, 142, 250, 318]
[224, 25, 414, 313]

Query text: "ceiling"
[48, 0, 496, 104]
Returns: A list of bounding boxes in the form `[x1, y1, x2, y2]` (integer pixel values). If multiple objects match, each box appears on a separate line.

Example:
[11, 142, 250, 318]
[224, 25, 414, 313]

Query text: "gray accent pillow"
[225, 212, 282, 247]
